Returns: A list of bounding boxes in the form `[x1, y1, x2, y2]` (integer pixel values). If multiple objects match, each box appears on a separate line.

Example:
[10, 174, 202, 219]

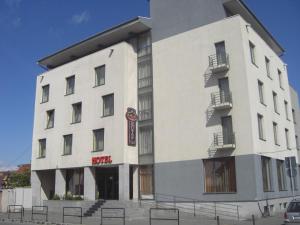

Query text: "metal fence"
[100, 208, 125, 225]
[150, 208, 179, 225]
[213, 132, 235, 147]
[211, 91, 232, 107]
[208, 54, 229, 69]
[62, 207, 82, 224]
[7, 205, 24, 221]
[31, 206, 48, 222]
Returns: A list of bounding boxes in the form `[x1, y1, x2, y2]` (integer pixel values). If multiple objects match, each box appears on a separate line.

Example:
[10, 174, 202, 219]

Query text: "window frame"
[46, 109, 55, 129]
[257, 114, 265, 141]
[94, 65, 105, 87]
[41, 84, 50, 103]
[261, 156, 273, 192]
[278, 69, 284, 90]
[249, 41, 257, 66]
[284, 100, 289, 121]
[258, 80, 265, 105]
[265, 57, 271, 79]
[272, 91, 279, 114]
[38, 138, 46, 158]
[72, 102, 82, 124]
[102, 93, 114, 117]
[276, 160, 287, 191]
[63, 134, 73, 156]
[93, 128, 104, 152]
[285, 128, 291, 150]
[273, 122, 279, 146]
[65, 75, 75, 96]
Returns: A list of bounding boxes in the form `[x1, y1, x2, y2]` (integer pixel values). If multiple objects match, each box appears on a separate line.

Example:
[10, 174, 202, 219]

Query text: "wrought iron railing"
[214, 132, 235, 147]
[208, 54, 229, 69]
[211, 91, 232, 107]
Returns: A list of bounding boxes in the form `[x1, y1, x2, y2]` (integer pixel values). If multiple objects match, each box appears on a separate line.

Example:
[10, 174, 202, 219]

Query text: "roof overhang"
[223, 0, 284, 56]
[38, 17, 152, 69]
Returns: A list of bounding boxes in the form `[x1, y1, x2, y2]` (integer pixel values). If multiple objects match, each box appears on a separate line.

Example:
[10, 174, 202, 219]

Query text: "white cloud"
[5, 0, 22, 8]
[0, 161, 17, 172]
[71, 10, 90, 24]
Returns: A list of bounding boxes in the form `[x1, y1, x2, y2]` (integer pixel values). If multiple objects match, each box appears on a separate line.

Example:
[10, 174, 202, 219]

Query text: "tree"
[9, 168, 31, 188]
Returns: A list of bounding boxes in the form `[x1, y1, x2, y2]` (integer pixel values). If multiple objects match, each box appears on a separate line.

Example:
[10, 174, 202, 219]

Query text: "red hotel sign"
[92, 156, 112, 165]
[126, 108, 138, 146]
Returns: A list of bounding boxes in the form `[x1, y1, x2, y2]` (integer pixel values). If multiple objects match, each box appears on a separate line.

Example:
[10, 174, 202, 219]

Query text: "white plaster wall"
[31, 42, 138, 171]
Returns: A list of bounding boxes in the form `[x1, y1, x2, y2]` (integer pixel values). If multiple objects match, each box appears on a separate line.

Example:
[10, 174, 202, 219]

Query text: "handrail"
[208, 54, 229, 68]
[211, 91, 232, 106]
[213, 132, 235, 146]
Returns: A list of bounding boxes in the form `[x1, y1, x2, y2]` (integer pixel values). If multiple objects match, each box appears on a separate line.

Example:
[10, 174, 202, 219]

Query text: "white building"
[31, 0, 300, 216]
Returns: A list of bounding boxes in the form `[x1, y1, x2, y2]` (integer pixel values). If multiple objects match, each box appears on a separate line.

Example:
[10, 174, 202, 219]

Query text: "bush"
[52, 194, 61, 200]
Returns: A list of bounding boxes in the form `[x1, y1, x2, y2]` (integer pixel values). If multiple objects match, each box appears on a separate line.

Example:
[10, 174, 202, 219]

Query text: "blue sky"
[0, 0, 299, 170]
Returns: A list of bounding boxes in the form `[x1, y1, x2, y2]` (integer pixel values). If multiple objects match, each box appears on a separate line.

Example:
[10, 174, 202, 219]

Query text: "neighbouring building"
[31, 0, 300, 216]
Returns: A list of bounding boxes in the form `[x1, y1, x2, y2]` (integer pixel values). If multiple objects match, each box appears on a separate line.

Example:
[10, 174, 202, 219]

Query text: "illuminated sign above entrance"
[92, 156, 112, 165]
[126, 108, 138, 146]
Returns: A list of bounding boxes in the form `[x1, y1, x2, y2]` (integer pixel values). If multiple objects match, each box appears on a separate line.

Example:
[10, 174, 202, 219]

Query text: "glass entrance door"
[96, 167, 119, 200]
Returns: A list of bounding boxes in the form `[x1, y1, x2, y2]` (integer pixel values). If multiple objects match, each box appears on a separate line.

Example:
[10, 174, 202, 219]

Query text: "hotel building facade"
[31, 0, 300, 215]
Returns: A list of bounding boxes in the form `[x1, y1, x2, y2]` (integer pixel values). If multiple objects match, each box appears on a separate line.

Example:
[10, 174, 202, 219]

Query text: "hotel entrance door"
[96, 167, 119, 200]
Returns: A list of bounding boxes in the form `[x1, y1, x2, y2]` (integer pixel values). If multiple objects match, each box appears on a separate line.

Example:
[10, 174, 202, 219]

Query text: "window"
[46, 110, 55, 129]
[203, 157, 237, 193]
[292, 109, 296, 124]
[42, 85, 49, 103]
[38, 139, 46, 158]
[272, 92, 279, 113]
[265, 57, 271, 78]
[284, 101, 289, 120]
[95, 65, 105, 86]
[93, 129, 104, 152]
[278, 70, 283, 89]
[102, 94, 114, 117]
[258, 80, 265, 105]
[63, 134, 73, 155]
[139, 165, 154, 196]
[139, 94, 152, 121]
[277, 160, 287, 191]
[296, 135, 299, 150]
[66, 75, 75, 95]
[285, 129, 290, 149]
[257, 114, 265, 140]
[261, 156, 273, 192]
[249, 41, 256, 65]
[273, 122, 279, 145]
[66, 168, 84, 196]
[139, 126, 153, 155]
[72, 102, 82, 123]
[138, 60, 152, 89]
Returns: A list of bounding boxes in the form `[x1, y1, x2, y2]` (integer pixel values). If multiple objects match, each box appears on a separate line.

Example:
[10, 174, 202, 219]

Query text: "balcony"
[208, 54, 230, 73]
[213, 132, 236, 150]
[211, 91, 232, 110]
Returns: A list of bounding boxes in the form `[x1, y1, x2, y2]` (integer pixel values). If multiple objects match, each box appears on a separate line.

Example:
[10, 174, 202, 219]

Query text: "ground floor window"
[277, 160, 287, 191]
[261, 156, 273, 192]
[66, 168, 84, 196]
[203, 157, 236, 193]
[139, 165, 154, 196]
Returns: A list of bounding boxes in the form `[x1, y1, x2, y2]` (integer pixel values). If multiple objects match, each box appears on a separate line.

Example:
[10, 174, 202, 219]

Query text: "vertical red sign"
[126, 108, 138, 146]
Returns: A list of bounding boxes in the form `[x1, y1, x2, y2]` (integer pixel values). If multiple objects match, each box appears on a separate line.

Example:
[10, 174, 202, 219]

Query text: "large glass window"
[203, 157, 237, 193]
[72, 102, 82, 123]
[277, 160, 287, 191]
[66, 168, 84, 196]
[46, 109, 55, 129]
[93, 129, 104, 152]
[63, 134, 73, 155]
[38, 139, 46, 158]
[42, 85, 49, 103]
[66, 75, 75, 95]
[139, 126, 153, 155]
[103, 94, 114, 117]
[139, 94, 152, 121]
[261, 156, 273, 192]
[95, 65, 105, 86]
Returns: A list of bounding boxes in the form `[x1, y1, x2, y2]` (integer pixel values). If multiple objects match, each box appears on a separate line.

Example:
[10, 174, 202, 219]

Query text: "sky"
[0, 0, 299, 170]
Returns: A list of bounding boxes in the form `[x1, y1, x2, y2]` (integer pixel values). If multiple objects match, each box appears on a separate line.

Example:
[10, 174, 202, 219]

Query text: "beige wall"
[31, 42, 138, 171]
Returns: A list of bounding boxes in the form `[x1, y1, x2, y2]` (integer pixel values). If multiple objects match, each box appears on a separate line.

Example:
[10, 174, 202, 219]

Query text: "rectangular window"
[138, 60, 152, 89]
[257, 114, 265, 140]
[273, 92, 279, 114]
[258, 80, 265, 105]
[46, 109, 55, 129]
[265, 57, 271, 78]
[278, 69, 283, 89]
[66, 168, 84, 196]
[204, 157, 237, 193]
[66, 75, 75, 95]
[95, 65, 105, 86]
[102, 94, 114, 117]
[139, 94, 152, 121]
[284, 101, 289, 120]
[93, 129, 104, 152]
[285, 129, 290, 149]
[139, 126, 153, 155]
[296, 135, 299, 150]
[273, 122, 279, 145]
[72, 102, 82, 123]
[261, 156, 273, 192]
[139, 165, 154, 196]
[249, 41, 256, 65]
[38, 139, 46, 158]
[42, 85, 49, 103]
[292, 109, 296, 124]
[277, 160, 287, 191]
[63, 134, 73, 155]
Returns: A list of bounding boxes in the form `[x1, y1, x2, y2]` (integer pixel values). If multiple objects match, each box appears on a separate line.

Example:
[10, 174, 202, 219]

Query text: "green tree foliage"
[9, 168, 31, 188]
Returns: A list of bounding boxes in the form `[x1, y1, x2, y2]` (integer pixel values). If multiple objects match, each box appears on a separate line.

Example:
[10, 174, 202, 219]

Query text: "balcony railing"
[139, 109, 152, 121]
[213, 132, 236, 150]
[211, 91, 232, 110]
[208, 54, 230, 73]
